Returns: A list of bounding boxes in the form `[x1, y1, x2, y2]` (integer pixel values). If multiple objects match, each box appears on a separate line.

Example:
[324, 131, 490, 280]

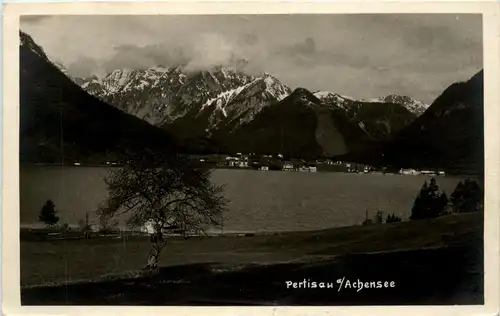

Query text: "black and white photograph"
[3, 5, 497, 310]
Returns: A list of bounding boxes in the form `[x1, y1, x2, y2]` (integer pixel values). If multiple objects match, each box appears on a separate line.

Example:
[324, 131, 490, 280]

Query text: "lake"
[20, 166, 465, 233]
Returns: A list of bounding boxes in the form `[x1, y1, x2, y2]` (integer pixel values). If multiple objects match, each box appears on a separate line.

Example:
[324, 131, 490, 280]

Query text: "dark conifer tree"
[410, 178, 448, 220]
[38, 200, 59, 226]
[450, 179, 483, 213]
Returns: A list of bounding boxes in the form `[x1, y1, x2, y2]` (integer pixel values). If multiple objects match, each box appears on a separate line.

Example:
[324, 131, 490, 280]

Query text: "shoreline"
[20, 163, 465, 177]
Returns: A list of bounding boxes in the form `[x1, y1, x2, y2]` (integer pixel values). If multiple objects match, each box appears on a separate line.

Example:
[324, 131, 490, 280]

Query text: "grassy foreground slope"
[21, 213, 483, 305]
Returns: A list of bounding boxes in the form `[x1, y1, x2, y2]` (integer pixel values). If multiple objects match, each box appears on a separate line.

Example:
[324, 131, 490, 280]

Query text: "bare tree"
[97, 149, 227, 270]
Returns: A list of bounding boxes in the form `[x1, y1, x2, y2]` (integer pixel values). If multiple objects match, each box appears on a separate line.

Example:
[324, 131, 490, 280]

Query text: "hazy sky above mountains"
[21, 14, 482, 104]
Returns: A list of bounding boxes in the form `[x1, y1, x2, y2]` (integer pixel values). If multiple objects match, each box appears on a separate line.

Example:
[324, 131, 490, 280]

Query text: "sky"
[20, 14, 482, 104]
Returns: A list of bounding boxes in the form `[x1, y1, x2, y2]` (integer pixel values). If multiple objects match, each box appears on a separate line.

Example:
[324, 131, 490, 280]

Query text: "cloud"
[240, 33, 259, 46]
[184, 33, 237, 72]
[291, 37, 317, 56]
[101, 43, 189, 74]
[20, 14, 482, 104]
[67, 56, 101, 78]
[73, 32, 259, 76]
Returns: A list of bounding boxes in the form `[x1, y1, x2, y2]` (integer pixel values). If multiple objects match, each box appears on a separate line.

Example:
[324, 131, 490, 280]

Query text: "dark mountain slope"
[20, 31, 179, 164]
[342, 70, 484, 175]
[342, 102, 417, 140]
[212, 88, 372, 158]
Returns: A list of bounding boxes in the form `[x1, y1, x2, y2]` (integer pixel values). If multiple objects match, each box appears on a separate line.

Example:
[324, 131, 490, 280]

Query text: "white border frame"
[2, 2, 499, 315]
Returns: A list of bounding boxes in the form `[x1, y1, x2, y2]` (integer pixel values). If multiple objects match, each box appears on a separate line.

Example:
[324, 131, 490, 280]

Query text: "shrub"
[410, 178, 449, 220]
[60, 223, 70, 231]
[362, 210, 383, 225]
[386, 213, 402, 223]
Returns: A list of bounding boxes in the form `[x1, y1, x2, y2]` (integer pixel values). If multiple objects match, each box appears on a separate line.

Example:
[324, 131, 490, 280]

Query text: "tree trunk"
[144, 232, 167, 271]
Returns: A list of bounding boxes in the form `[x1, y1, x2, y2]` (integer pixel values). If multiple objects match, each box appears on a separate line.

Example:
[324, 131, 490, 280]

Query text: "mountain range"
[20, 31, 483, 174]
[67, 65, 429, 138]
[59, 61, 431, 155]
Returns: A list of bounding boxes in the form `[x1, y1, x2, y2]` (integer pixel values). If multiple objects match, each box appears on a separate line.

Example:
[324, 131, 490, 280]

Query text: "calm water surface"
[20, 166, 465, 233]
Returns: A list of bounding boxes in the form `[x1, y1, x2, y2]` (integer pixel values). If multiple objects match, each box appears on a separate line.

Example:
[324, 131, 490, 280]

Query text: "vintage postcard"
[2, 1, 499, 315]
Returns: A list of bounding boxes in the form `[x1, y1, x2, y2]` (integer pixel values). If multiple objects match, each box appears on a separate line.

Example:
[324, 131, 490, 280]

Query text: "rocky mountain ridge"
[66, 65, 428, 136]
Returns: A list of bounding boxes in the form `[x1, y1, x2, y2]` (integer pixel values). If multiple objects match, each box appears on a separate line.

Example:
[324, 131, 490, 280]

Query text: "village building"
[238, 161, 248, 168]
[399, 168, 420, 175]
[282, 162, 294, 171]
[420, 170, 435, 175]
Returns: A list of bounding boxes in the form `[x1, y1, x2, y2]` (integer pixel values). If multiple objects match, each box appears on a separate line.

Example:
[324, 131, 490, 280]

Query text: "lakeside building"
[228, 160, 249, 168]
[400, 168, 420, 175]
[420, 170, 436, 175]
[298, 166, 317, 172]
[239, 161, 249, 168]
[398, 168, 445, 176]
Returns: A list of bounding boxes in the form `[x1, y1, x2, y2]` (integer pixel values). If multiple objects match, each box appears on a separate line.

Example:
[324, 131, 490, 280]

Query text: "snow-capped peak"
[150, 65, 170, 73]
[313, 91, 334, 99]
[197, 72, 292, 130]
[363, 94, 429, 116]
[313, 90, 430, 116]
[313, 91, 355, 110]
[256, 73, 291, 101]
[314, 91, 355, 101]
[202, 85, 247, 112]
[201, 73, 291, 111]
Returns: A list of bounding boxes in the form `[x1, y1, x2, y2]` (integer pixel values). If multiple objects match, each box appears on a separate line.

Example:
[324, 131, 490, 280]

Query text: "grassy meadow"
[20, 212, 483, 305]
